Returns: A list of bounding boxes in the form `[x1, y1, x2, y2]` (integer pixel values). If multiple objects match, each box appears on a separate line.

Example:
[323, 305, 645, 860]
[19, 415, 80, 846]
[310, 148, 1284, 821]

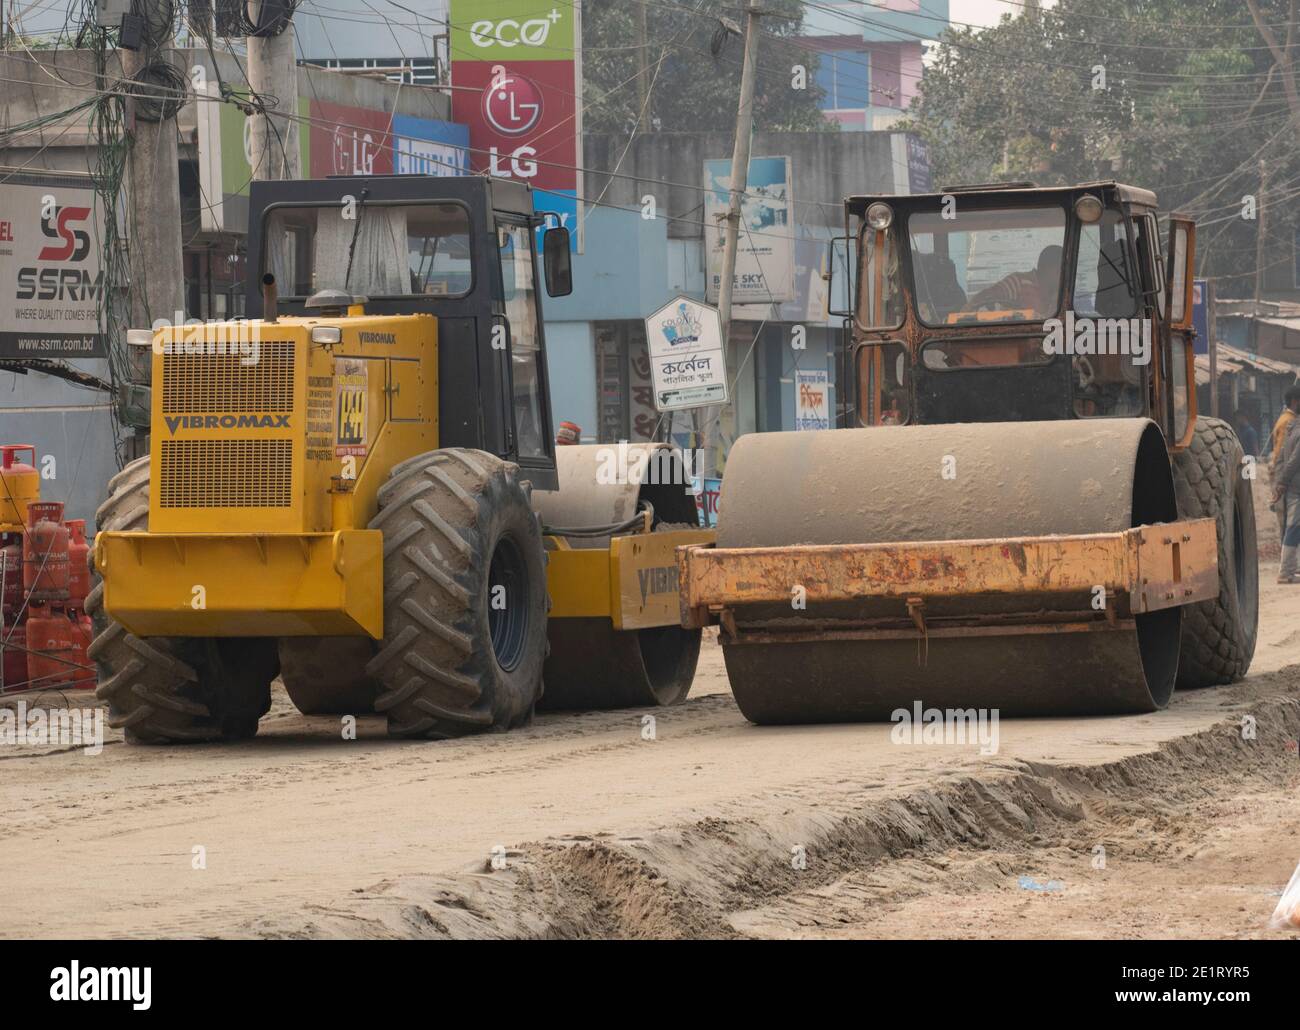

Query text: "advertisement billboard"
[645, 295, 729, 411]
[906, 134, 932, 194]
[449, 1, 582, 250]
[0, 171, 106, 358]
[704, 156, 794, 304]
[197, 88, 469, 233]
[794, 368, 830, 430]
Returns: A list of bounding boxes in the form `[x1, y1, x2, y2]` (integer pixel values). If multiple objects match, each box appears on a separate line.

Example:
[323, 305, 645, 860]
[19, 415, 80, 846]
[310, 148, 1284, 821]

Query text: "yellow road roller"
[678, 181, 1257, 721]
[90, 175, 710, 743]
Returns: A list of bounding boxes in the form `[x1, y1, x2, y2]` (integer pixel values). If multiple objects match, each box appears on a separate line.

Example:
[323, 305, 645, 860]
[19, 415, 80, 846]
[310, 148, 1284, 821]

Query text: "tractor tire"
[279, 637, 379, 715]
[1171, 416, 1259, 687]
[367, 448, 547, 739]
[87, 457, 276, 743]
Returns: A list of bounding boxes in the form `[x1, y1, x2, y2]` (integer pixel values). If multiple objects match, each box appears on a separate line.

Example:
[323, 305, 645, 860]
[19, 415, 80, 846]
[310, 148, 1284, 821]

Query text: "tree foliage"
[582, 0, 830, 134]
[899, 0, 1300, 296]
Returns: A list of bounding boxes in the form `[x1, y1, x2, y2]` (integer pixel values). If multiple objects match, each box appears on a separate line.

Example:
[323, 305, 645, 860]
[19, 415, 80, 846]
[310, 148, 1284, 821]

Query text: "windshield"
[262, 202, 472, 299]
[1073, 208, 1139, 317]
[908, 206, 1066, 325]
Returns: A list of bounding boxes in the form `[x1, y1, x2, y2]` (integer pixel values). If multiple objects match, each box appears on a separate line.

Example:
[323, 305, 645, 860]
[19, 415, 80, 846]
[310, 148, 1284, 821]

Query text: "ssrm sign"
[0, 171, 106, 358]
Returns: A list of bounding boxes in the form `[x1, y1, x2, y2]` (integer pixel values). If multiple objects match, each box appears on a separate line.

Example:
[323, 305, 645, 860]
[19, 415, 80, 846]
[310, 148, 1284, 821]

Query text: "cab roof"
[846, 180, 1158, 215]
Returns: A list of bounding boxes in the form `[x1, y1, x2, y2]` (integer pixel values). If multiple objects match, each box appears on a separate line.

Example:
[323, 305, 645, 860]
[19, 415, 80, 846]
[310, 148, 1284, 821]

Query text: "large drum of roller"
[717, 418, 1183, 722]
[533, 443, 702, 710]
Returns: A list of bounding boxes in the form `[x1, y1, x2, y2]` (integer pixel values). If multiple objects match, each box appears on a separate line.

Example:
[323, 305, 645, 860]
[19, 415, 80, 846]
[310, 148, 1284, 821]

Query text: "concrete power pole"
[122, 12, 185, 340]
[1254, 157, 1268, 309]
[248, 2, 301, 180]
[635, 2, 651, 132]
[705, 0, 761, 475]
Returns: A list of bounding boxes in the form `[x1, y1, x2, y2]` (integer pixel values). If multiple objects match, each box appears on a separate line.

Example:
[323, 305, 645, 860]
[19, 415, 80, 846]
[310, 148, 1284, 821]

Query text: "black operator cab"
[245, 174, 573, 491]
[832, 180, 1197, 446]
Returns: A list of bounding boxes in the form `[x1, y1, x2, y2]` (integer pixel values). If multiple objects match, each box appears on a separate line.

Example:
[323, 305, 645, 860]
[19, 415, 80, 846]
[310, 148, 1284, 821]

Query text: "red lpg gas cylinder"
[23, 501, 70, 603]
[25, 603, 76, 688]
[0, 533, 21, 613]
[1, 617, 26, 692]
[66, 519, 90, 608]
[0, 445, 38, 532]
[68, 610, 94, 688]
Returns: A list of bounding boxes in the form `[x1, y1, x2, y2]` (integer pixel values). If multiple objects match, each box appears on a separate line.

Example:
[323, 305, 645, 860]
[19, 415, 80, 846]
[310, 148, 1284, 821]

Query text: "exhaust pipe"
[262, 273, 278, 322]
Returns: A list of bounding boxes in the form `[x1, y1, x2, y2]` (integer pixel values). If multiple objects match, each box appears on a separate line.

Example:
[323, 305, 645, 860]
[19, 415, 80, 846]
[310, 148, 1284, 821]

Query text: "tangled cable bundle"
[189, 0, 299, 39]
[128, 59, 188, 122]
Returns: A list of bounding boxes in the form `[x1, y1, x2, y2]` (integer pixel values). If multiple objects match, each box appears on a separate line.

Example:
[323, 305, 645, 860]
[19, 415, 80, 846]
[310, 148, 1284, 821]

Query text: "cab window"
[908, 206, 1066, 326]
[1132, 214, 1164, 318]
[1073, 209, 1138, 318]
[856, 342, 910, 425]
[263, 202, 472, 299]
[1072, 210, 1146, 419]
[498, 223, 547, 461]
[856, 225, 903, 330]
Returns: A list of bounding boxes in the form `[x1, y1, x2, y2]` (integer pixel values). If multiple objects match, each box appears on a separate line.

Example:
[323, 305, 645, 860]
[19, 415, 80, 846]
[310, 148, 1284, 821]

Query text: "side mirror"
[825, 236, 852, 318]
[542, 226, 573, 298]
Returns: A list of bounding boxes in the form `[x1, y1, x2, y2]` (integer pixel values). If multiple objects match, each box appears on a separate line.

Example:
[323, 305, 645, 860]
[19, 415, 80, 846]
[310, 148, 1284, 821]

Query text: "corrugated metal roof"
[1194, 342, 1300, 385]
[1253, 316, 1300, 332]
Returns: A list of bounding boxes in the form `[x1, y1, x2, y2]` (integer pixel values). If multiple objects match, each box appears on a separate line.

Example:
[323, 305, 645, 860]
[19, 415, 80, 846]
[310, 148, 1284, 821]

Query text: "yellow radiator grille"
[159, 440, 292, 508]
[161, 342, 296, 413]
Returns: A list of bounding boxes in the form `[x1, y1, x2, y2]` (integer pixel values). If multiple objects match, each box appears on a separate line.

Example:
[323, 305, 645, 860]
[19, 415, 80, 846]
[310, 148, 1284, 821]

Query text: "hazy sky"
[949, 0, 1045, 30]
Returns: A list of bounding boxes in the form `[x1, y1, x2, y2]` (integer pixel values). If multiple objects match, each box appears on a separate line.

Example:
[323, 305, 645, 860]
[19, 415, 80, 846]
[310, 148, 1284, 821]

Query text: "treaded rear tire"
[1171, 416, 1259, 687]
[87, 457, 275, 743]
[366, 448, 547, 739]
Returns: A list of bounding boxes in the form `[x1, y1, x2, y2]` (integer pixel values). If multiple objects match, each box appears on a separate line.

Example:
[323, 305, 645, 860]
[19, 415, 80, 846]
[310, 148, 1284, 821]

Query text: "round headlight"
[866, 202, 894, 231]
[1075, 195, 1103, 224]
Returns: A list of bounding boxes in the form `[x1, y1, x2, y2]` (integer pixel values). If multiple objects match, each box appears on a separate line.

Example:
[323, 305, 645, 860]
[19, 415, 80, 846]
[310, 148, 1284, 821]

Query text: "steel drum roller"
[716, 418, 1182, 722]
[534, 443, 702, 709]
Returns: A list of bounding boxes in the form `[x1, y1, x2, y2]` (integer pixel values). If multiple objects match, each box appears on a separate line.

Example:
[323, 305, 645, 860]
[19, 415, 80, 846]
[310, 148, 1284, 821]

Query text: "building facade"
[0, 47, 460, 528]
[798, 0, 948, 131]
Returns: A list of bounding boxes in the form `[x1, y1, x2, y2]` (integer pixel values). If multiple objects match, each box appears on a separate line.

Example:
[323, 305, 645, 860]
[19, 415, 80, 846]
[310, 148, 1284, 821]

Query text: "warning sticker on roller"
[334, 358, 368, 457]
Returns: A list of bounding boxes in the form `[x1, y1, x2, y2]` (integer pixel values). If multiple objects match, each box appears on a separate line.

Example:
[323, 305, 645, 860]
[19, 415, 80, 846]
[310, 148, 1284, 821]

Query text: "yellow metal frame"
[95, 529, 383, 638]
[147, 314, 436, 536]
[547, 528, 714, 629]
[677, 518, 1216, 628]
[106, 312, 714, 647]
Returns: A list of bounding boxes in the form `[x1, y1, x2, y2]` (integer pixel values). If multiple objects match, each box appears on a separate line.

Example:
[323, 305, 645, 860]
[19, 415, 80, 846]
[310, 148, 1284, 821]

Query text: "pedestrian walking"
[1269, 386, 1300, 544]
[1276, 406, 1300, 584]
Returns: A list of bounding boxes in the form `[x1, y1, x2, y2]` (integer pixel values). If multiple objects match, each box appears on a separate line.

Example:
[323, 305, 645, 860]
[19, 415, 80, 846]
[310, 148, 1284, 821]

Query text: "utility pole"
[635, 2, 651, 131]
[705, 0, 761, 475]
[247, 1, 301, 180]
[122, 7, 185, 345]
[1254, 158, 1268, 310]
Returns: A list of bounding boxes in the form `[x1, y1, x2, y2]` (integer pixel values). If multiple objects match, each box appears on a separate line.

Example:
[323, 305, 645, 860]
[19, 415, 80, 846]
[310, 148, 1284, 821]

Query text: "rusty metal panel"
[1132, 516, 1217, 612]
[678, 517, 1216, 622]
[680, 532, 1132, 610]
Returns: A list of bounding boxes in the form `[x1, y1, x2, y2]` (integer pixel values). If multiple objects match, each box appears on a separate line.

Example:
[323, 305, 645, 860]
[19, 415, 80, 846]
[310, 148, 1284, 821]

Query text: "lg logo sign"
[332, 126, 378, 175]
[470, 9, 562, 49]
[484, 65, 541, 178]
[483, 67, 542, 136]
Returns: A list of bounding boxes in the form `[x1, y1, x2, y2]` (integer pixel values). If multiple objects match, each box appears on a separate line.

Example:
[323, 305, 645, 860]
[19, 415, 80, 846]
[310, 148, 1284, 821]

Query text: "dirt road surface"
[2, 567, 1299, 939]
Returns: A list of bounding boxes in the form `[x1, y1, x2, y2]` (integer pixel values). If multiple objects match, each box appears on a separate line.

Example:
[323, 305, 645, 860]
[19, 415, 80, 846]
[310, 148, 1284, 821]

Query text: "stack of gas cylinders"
[1, 444, 94, 693]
